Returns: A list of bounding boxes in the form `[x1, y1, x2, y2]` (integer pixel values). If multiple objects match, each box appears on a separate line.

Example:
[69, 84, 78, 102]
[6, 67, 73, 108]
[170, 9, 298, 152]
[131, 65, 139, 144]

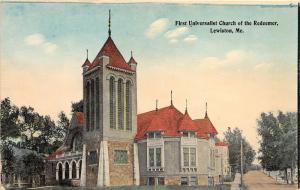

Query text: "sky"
[0, 3, 297, 162]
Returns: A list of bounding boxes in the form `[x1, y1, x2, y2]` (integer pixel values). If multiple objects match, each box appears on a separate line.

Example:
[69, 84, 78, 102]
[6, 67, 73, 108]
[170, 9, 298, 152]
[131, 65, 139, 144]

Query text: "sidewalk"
[231, 173, 241, 190]
[244, 170, 297, 190]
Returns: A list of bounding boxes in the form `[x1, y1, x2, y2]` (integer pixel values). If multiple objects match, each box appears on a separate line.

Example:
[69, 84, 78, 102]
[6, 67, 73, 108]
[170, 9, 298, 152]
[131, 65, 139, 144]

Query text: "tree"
[224, 127, 256, 174]
[23, 153, 44, 186]
[37, 115, 58, 154]
[1, 143, 16, 184]
[56, 111, 70, 141]
[257, 111, 297, 184]
[71, 100, 83, 113]
[0, 98, 20, 141]
[19, 106, 44, 151]
[257, 112, 282, 172]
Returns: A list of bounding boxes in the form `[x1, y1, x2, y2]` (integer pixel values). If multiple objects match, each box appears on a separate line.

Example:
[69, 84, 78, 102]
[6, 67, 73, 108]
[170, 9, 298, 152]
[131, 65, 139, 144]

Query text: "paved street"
[244, 171, 298, 190]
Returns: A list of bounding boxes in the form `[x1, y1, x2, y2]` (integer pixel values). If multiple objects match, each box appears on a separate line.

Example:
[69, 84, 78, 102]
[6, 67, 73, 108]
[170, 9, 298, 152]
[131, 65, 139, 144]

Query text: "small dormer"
[147, 131, 162, 139]
[181, 131, 196, 138]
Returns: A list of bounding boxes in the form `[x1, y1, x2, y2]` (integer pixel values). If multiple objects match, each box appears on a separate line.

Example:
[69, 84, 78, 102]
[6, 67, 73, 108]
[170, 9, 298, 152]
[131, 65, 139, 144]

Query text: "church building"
[45, 11, 230, 187]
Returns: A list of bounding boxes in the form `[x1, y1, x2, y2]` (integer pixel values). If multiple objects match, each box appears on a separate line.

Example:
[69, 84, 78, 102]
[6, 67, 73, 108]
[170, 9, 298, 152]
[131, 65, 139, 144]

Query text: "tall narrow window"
[156, 148, 162, 167]
[125, 81, 132, 130]
[117, 79, 124, 130]
[190, 148, 196, 167]
[91, 79, 95, 130]
[109, 77, 116, 129]
[149, 148, 154, 167]
[96, 78, 100, 129]
[86, 82, 90, 131]
[183, 148, 189, 167]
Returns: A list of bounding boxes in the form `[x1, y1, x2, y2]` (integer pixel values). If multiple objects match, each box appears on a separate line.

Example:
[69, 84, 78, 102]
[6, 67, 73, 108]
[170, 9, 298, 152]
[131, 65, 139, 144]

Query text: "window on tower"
[109, 76, 116, 129]
[125, 80, 132, 131]
[86, 82, 90, 131]
[91, 79, 95, 130]
[117, 79, 124, 130]
[96, 77, 100, 130]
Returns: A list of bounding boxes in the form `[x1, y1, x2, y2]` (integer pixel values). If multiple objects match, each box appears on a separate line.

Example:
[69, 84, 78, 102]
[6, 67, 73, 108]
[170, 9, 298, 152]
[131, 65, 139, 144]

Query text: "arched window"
[91, 79, 95, 130]
[72, 133, 83, 152]
[85, 82, 90, 131]
[109, 77, 116, 129]
[117, 79, 124, 130]
[72, 161, 76, 179]
[65, 162, 69, 179]
[58, 163, 63, 182]
[125, 81, 132, 130]
[96, 77, 100, 129]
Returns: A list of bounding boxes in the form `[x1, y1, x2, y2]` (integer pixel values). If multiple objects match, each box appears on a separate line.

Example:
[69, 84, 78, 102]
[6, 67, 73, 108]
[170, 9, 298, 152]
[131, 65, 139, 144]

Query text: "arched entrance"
[65, 162, 69, 179]
[72, 161, 76, 179]
[58, 163, 63, 182]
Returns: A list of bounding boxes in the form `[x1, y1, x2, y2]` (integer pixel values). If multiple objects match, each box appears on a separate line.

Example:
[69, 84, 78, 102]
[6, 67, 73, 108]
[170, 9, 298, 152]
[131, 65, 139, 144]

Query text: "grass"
[16, 184, 230, 190]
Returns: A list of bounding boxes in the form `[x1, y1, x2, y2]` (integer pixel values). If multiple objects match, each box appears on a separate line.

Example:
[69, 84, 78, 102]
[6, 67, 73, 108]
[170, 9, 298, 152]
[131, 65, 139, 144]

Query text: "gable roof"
[89, 37, 134, 72]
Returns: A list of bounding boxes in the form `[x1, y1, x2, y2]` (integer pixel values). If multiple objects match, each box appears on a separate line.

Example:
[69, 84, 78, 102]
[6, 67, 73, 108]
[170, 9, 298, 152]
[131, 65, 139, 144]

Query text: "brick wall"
[108, 141, 134, 186]
[140, 177, 148, 185]
[197, 175, 208, 185]
[165, 176, 180, 185]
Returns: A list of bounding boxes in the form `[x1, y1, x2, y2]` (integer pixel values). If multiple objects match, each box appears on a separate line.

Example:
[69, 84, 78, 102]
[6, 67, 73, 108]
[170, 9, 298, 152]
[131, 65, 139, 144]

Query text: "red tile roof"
[193, 117, 218, 135]
[89, 37, 134, 72]
[178, 111, 198, 132]
[136, 105, 183, 140]
[45, 149, 64, 160]
[136, 104, 218, 140]
[75, 112, 84, 125]
[215, 141, 228, 146]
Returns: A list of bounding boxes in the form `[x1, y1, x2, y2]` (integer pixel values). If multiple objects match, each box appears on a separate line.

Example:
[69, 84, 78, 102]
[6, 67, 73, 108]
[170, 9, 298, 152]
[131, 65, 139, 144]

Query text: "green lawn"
[22, 185, 230, 190]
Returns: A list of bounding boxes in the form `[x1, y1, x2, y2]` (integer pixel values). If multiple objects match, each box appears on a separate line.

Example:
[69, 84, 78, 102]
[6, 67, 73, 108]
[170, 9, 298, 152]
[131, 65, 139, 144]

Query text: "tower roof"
[128, 51, 138, 65]
[82, 58, 91, 67]
[89, 37, 134, 72]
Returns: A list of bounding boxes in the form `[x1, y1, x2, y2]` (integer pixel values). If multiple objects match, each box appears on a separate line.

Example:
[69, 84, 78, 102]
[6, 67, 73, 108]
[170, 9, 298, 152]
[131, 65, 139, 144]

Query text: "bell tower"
[80, 10, 138, 187]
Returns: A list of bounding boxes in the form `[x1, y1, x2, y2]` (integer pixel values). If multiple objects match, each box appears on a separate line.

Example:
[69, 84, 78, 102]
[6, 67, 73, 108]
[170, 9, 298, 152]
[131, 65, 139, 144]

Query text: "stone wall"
[108, 141, 134, 186]
[45, 161, 57, 185]
[86, 142, 100, 186]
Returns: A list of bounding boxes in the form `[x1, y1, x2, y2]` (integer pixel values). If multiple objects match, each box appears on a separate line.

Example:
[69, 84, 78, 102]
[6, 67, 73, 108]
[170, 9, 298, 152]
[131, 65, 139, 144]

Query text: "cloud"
[24, 34, 45, 46]
[200, 49, 253, 69]
[183, 35, 198, 43]
[165, 27, 188, 39]
[43, 42, 58, 54]
[145, 18, 169, 39]
[169, 39, 178, 44]
[254, 62, 272, 70]
[24, 33, 58, 54]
